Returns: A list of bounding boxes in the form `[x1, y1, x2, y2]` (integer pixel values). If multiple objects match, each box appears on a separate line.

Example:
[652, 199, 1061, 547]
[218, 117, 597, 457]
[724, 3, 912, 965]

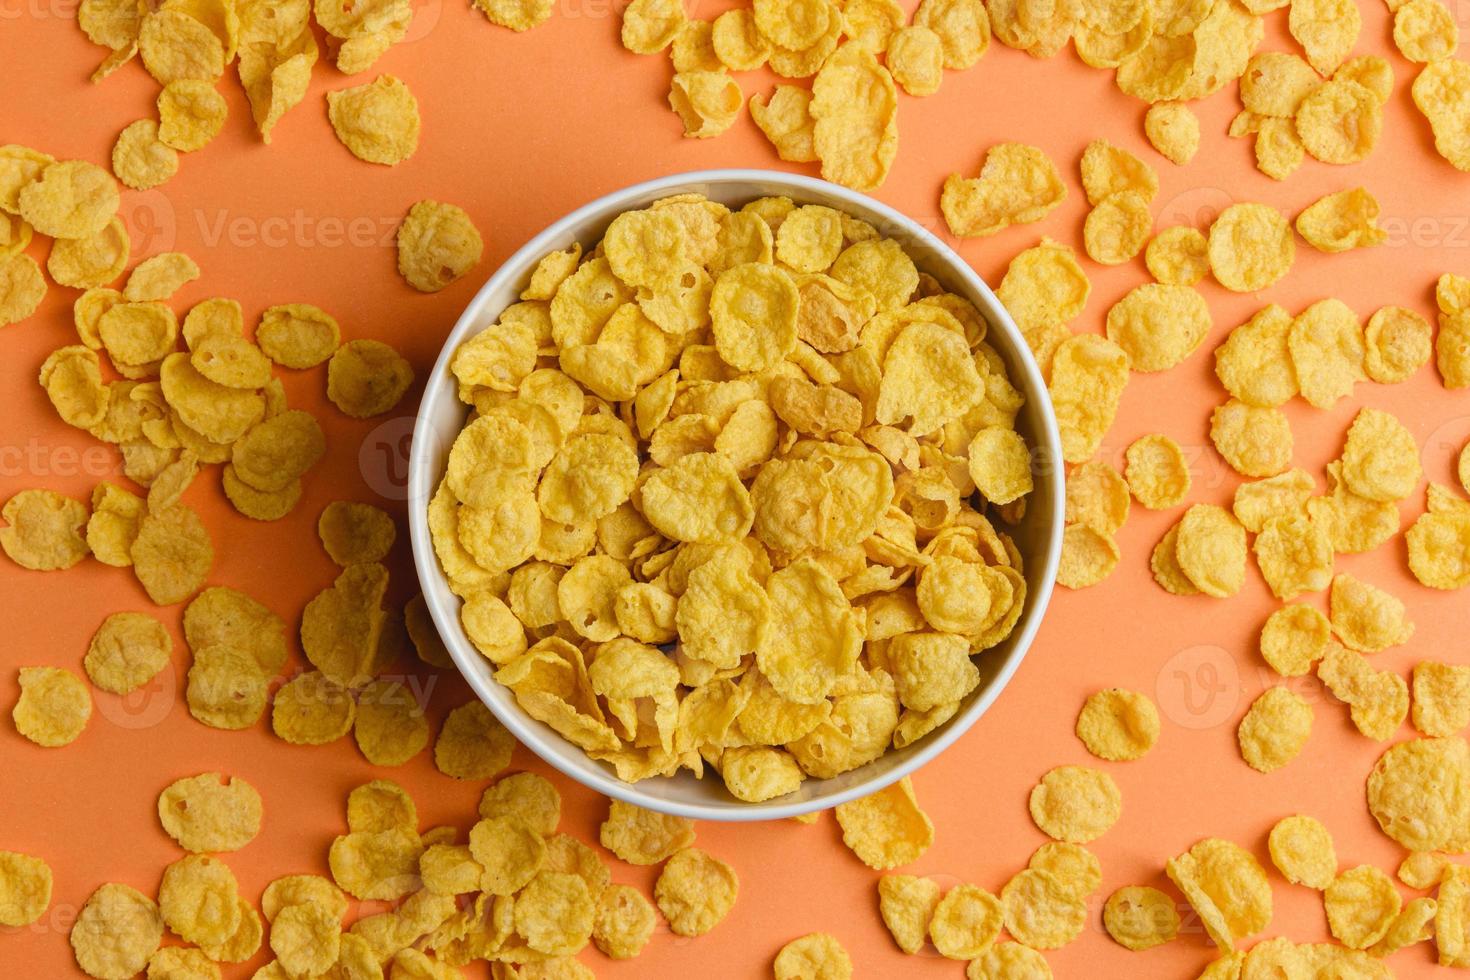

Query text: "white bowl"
[409, 169, 1064, 822]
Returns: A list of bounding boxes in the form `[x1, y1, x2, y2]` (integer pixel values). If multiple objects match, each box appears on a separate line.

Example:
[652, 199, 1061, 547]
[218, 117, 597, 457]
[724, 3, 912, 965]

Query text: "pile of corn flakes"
[430, 191, 1038, 799]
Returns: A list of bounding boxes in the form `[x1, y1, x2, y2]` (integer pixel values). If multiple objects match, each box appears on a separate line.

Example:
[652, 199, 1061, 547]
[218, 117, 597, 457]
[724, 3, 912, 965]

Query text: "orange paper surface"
[2, 3, 1468, 977]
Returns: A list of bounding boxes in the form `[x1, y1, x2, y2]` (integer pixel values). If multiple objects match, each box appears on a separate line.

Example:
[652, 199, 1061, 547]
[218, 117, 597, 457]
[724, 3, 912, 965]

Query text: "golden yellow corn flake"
[154, 772, 262, 855]
[147, 945, 221, 979]
[1076, 688, 1158, 761]
[271, 670, 354, 743]
[1105, 282, 1210, 371]
[131, 504, 213, 605]
[1296, 188, 1386, 254]
[326, 75, 420, 165]
[1081, 139, 1157, 205]
[71, 883, 164, 980]
[111, 120, 178, 191]
[1143, 102, 1200, 164]
[1414, 62, 1470, 172]
[929, 883, 1003, 959]
[1049, 334, 1129, 464]
[1330, 573, 1414, 652]
[188, 644, 269, 731]
[329, 825, 423, 901]
[1175, 503, 1248, 598]
[184, 585, 287, 676]
[834, 775, 933, 870]
[1166, 838, 1271, 951]
[1340, 408, 1420, 502]
[0, 144, 54, 212]
[941, 143, 1066, 237]
[12, 665, 91, 747]
[667, 71, 743, 139]
[1259, 603, 1330, 677]
[654, 847, 737, 937]
[1144, 226, 1209, 286]
[81, 612, 169, 696]
[1028, 765, 1120, 843]
[48, 217, 129, 289]
[257, 303, 341, 368]
[1254, 512, 1333, 600]
[966, 942, 1053, 979]
[317, 500, 396, 567]
[0, 850, 52, 927]
[1363, 305, 1432, 384]
[17, 159, 118, 239]
[1398, 850, 1447, 891]
[1297, 79, 1382, 164]
[589, 883, 654, 960]
[1325, 865, 1401, 949]
[1394, 0, 1457, 62]
[1289, 0, 1359, 73]
[995, 237, 1090, 348]
[354, 679, 429, 767]
[1123, 434, 1190, 510]
[877, 874, 941, 954]
[622, 0, 685, 52]
[473, 0, 552, 30]
[1000, 869, 1086, 950]
[1370, 894, 1436, 958]
[1057, 523, 1118, 590]
[1267, 814, 1336, 889]
[1064, 460, 1128, 535]
[1028, 842, 1101, 901]
[159, 854, 241, 946]
[397, 199, 484, 293]
[1083, 190, 1152, 266]
[773, 932, 851, 980]
[1412, 661, 1470, 736]
[514, 869, 596, 955]
[969, 427, 1034, 506]
[271, 902, 342, 976]
[125, 252, 200, 303]
[1, 488, 90, 572]
[1238, 686, 1313, 772]
[39, 345, 109, 430]
[749, 86, 817, 163]
[599, 798, 695, 865]
[1214, 304, 1296, 408]
[328, 339, 414, 417]
[1102, 885, 1179, 951]
[435, 700, 515, 779]
[1369, 736, 1470, 852]
[1207, 203, 1294, 293]
[261, 875, 347, 924]
[156, 79, 227, 152]
[888, 25, 944, 96]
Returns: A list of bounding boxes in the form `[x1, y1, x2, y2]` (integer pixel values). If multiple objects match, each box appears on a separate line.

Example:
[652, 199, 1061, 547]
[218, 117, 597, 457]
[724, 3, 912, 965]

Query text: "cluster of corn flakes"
[431, 192, 1038, 799]
[76, 0, 441, 162]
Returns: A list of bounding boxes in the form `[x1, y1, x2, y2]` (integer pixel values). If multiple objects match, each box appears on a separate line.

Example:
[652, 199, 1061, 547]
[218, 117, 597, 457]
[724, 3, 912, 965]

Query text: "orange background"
[2, 1, 1468, 976]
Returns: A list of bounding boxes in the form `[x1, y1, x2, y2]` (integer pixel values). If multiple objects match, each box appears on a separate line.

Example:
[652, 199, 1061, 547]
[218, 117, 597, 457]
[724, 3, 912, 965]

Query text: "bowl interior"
[409, 170, 1064, 821]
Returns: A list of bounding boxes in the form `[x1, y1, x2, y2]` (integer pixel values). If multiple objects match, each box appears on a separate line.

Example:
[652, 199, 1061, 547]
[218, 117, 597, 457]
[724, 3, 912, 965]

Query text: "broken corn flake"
[1143, 102, 1200, 165]
[878, 874, 941, 954]
[941, 143, 1066, 238]
[1296, 188, 1387, 253]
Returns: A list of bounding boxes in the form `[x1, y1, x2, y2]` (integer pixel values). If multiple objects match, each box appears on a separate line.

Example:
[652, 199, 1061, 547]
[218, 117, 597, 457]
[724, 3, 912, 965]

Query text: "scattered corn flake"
[17, 159, 118, 239]
[1103, 885, 1180, 950]
[878, 874, 941, 954]
[398, 200, 484, 293]
[111, 120, 178, 191]
[1144, 102, 1200, 164]
[930, 883, 1004, 959]
[435, 700, 514, 780]
[158, 854, 241, 947]
[1267, 815, 1337, 889]
[325, 75, 420, 165]
[329, 825, 423, 901]
[354, 678, 429, 767]
[1105, 282, 1210, 371]
[941, 143, 1067, 237]
[1124, 434, 1190, 509]
[1296, 188, 1386, 253]
[835, 775, 934, 870]
[1364, 306, 1432, 384]
[1325, 865, 1401, 949]
[653, 847, 738, 937]
[0, 850, 51, 927]
[1393, 0, 1458, 63]
[965, 942, 1053, 979]
[1330, 573, 1414, 652]
[1056, 523, 1119, 590]
[1238, 686, 1313, 772]
[774, 931, 852, 980]
[1208, 203, 1294, 293]
[13, 665, 91, 747]
[1340, 408, 1420, 503]
[1165, 838, 1272, 951]
[592, 883, 655, 959]
[271, 670, 354, 744]
[157, 772, 262, 853]
[1, 488, 90, 571]
[1297, 79, 1381, 164]
[71, 883, 164, 980]
[1028, 765, 1121, 843]
[1259, 604, 1330, 676]
[1076, 688, 1158, 761]
[1001, 869, 1087, 950]
[1083, 191, 1152, 266]
[1144, 226, 1210, 286]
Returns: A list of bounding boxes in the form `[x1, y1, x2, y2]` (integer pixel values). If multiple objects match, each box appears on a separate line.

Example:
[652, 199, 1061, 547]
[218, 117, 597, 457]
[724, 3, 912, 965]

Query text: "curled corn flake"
[1165, 838, 1272, 950]
[1340, 407, 1419, 502]
[668, 71, 744, 139]
[878, 874, 941, 954]
[328, 339, 413, 417]
[1297, 79, 1381, 164]
[1176, 503, 1247, 598]
[600, 799, 695, 864]
[1325, 865, 1401, 949]
[111, 119, 178, 191]
[1363, 305, 1432, 384]
[834, 775, 934, 870]
[942, 143, 1066, 238]
[1083, 190, 1152, 266]
[1143, 101, 1199, 164]
[1296, 188, 1386, 253]
[17, 159, 118, 239]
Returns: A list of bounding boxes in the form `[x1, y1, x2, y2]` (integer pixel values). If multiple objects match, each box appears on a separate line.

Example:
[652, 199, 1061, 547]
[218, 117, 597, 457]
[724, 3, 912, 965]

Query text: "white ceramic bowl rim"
[409, 168, 1065, 822]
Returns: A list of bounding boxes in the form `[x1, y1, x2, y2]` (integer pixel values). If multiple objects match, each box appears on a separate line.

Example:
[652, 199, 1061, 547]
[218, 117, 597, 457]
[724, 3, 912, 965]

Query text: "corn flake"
[1076, 688, 1158, 761]
[1325, 865, 1401, 949]
[1028, 765, 1120, 842]
[654, 848, 738, 937]
[1268, 814, 1336, 889]
[326, 75, 420, 165]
